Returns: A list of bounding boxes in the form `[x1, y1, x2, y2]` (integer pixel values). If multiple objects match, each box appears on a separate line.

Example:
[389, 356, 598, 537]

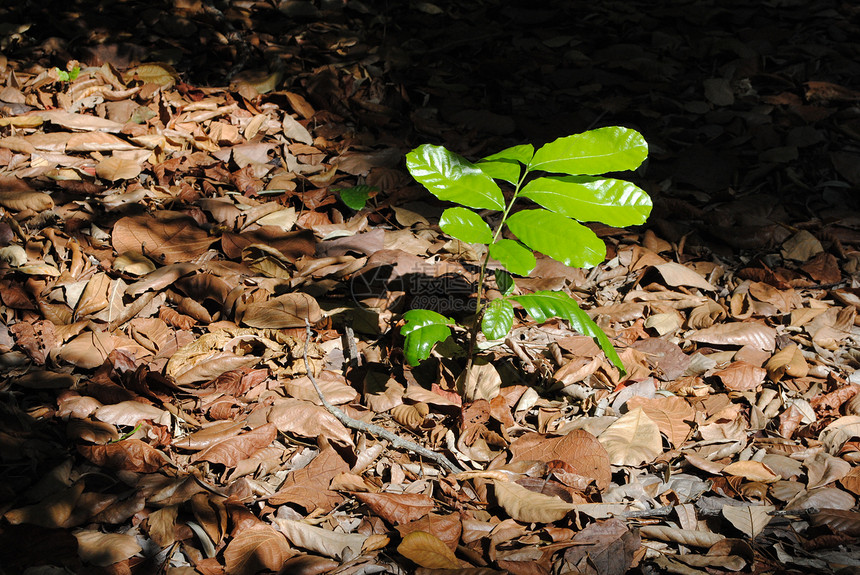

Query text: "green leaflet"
[400, 309, 453, 366]
[506, 209, 606, 269]
[482, 298, 514, 341]
[529, 126, 648, 176]
[440, 207, 493, 244]
[406, 144, 505, 210]
[513, 290, 625, 372]
[520, 176, 652, 226]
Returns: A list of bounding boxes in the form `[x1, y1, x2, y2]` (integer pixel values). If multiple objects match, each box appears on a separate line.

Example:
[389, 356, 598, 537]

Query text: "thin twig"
[303, 320, 463, 474]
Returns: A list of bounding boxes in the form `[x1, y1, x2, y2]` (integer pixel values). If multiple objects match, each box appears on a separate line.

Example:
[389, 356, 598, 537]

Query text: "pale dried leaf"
[273, 518, 367, 560]
[638, 525, 724, 548]
[493, 480, 576, 523]
[721, 504, 774, 538]
[397, 531, 461, 569]
[598, 408, 663, 466]
[74, 530, 142, 566]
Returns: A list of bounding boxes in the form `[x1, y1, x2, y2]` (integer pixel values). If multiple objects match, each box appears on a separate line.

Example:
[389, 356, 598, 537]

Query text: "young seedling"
[400, 126, 651, 375]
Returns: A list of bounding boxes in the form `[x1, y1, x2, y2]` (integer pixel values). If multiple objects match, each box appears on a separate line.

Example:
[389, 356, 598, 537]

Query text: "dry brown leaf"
[688, 322, 776, 351]
[714, 361, 767, 392]
[223, 525, 295, 575]
[355, 493, 435, 526]
[268, 446, 348, 511]
[191, 423, 277, 467]
[239, 292, 322, 328]
[493, 480, 576, 523]
[268, 398, 353, 446]
[95, 400, 168, 426]
[509, 430, 611, 489]
[78, 439, 166, 473]
[626, 396, 695, 447]
[766, 344, 809, 382]
[638, 525, 724, 548]
[96, 155, 142, 181]
[805, 452, 852, 489]
[397, 531, 461, 569]
[721, 504, 774, 539]
[66, 419, 120, 444]
[4, 482, 84, 528]
[598, 408, 663, 466]
[653, 262, 716, 291]
[112, 213, 216, 265]
[147, 505, 178, 547]
[74, 530, 142, 566]
[173, 421, 245, 451]
[395, 513, 462, 553]
[273, 518, 366, 561]
[56, 330, 115, 369]
[810, 509, 860, 536]
[722, 460, 780, 483]
[0, 190, 55, 212]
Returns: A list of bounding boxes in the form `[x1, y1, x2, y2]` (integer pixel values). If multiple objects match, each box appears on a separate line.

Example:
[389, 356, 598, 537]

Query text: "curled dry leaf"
[354, 492, 435, 525]
[805, 452, 851, 489]
[638, 525, 724, 548]
[391, 403, 426, 430]
[653, 262, 716, 291]
[273, 518, 367, 561]
[66, 419, 120, 444]
[95, 400, 169, 426]
[766, 344, 809, 382]
[397, 531, 461, 569]
[810, 509, 860, 537]
[493, 480, 577, 523]
[78, 439, 167, 473]
[223, 525, 295, 575]
[626, 396, 695, 447]
[268, 398, 353, 446]
[721, 460, 780, 483]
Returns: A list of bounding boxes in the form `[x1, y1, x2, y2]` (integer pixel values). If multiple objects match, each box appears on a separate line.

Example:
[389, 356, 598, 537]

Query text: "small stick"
[303, 320, 463, 474]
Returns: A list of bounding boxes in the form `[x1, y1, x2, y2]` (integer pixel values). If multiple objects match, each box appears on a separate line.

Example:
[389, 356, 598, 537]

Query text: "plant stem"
[464, 170, 529, 372]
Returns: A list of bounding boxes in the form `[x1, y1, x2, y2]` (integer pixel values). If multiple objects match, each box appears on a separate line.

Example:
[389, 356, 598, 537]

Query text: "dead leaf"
[223, 525, 295, 575]
[493, 480, 576, 523]
[397, 531, 461, 569]
[598, 408, 663, 466]
[74, 530, 142, 566]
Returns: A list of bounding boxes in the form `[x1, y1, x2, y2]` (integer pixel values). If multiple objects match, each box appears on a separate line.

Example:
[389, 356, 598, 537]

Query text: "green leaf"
[520, 176, 652, 226]
[401, 309, 454, 366]
[512, 291, 624, 372]
[440, 207, 493, 244]
[407, 144, 505, 211]
[494, 269, 515, 296]
[529, 127, 648, 176]
[506, 209, 606, 268]
[476, 160, 521, 185]
[333, 185, 378, 210]
[483, 144, 535, 165]
[477, 144, 534, 184]
[482, 298, 514, 341]
[489, 239, 536, 276]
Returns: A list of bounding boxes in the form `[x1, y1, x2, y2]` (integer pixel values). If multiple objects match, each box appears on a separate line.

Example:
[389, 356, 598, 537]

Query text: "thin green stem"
[465, 167, 529, 368]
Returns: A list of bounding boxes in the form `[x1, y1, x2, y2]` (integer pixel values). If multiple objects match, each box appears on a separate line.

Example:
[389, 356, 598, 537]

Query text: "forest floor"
[1, 0, 860, 574]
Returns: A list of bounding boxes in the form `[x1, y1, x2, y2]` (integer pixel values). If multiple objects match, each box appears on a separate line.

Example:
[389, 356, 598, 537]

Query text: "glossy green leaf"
[406, 144, 505, 210]
[513, 291, 624, 372]
[489, 239, 535, 276]
[506, 209, 606, 269]
[494, 269, 515, 296]
[333, 185, 378, 210]
[520, 176, 652, 226]
[401, 309, 454, 366]
[484, 144, 535, 165]
[529, 127, 648, 176]
[476, 160, 521, 185]
[482, 298, 514, 341]
[440, 207, 493, 244]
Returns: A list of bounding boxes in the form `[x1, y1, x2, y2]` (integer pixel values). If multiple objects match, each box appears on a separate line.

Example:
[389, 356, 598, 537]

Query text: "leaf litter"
[1, 0, 860, 574]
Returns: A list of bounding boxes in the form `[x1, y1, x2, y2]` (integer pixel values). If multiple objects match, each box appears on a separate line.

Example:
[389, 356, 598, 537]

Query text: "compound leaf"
[506, 209, 606, 269]
[489, 239, 535, 276]
[513, 290, 624, 371]
[440, 207, 493, 244]
[520, 176, 652, 226]
[401, 309, 454, 366]
[482, 298, 514, 341]
[529, 127, 647, 176]
[407, 144, 504, 210]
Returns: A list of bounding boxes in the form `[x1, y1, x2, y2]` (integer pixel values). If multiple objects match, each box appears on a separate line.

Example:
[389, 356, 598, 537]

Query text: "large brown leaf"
[239, 292, 322, 328]
[112, 213, 216, 264]
[191, 423, 277, 467]
[509, 430, 611, 490]
[78, 439, 167, 472]
[223, 525, 295, 575]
